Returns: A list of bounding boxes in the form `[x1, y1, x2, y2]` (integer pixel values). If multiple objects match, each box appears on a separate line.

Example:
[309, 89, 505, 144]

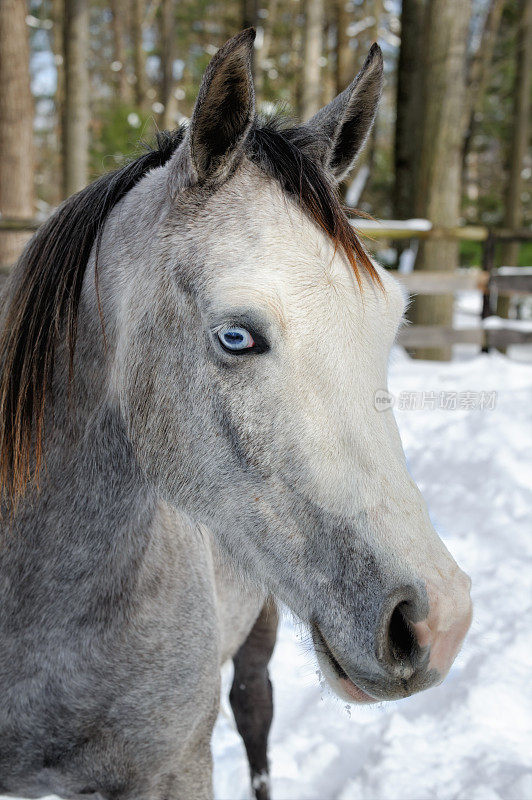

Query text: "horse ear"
[184, 28, 256, 186]
[305, 43, 383, 182]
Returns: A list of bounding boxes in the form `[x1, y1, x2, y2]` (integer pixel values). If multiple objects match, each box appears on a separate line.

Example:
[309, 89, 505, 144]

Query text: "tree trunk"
[463, 0, 505, 163]
[409, 0, 472, 360]
[160, 0, 178, 129]
[63, 0, 89, 197]
[502, 0, 532, 244]
[301, 0, 324, 119]
[496, 0, 531, 328]
[242, 0, 258, 77]
[335, 0, 353, 93]
[356, 0, 382, 206]
[292, 0, 304, 117]
[254, 0, 279, 105]
[131, 0, 147, 109]
[0, 0, 35, 269]
[111, 0, 130, 102]
[242, 0, 258, 29]
[393, 0, 425, 222]
[322, 7, 336, 105]
[462, 0, 504, 213]
[51, 0, 65, 203]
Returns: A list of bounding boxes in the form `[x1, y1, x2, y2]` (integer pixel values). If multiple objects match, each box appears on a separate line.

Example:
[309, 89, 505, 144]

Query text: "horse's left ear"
[187, 28, 256, 186]
[169, 28, 256, 193]
[305, 43, 383, 182]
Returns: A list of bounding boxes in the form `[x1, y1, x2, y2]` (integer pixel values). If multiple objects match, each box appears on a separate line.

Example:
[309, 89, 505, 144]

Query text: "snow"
[213, 348, 532, 800]
[3, 349, 532, 800]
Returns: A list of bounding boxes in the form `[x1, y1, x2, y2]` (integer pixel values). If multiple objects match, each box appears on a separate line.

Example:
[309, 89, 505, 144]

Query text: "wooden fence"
[349, 218, 532, 352]
[2, 215, 532, 353]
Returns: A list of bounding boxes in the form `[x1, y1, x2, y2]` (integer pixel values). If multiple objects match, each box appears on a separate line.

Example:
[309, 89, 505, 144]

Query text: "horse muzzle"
[312, 572, 472, 703]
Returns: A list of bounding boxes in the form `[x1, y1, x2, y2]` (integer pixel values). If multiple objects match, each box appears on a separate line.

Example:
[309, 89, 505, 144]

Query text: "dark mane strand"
[0, 129, 185, 509]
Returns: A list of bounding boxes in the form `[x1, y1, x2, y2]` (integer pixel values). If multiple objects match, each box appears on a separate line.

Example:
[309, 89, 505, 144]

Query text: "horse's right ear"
[304, 43, 383, 182]
[172, 28, 256, 190]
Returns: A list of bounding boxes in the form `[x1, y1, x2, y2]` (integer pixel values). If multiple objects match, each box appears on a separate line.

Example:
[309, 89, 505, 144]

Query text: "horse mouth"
[311, 625, 376, 704]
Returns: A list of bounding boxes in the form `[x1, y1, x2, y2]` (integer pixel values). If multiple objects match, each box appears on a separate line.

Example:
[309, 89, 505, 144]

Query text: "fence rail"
[347, 218, 532, 243]
[397, 325, 532, 349]
[0, 217, 42, 232]
[490, 267, 532, 295]
[395, 269, 489, 294]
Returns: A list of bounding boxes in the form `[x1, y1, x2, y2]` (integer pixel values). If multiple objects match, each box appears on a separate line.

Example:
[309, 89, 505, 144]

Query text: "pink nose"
[377, 571, 472, 683]
[413, 572, 473, 678]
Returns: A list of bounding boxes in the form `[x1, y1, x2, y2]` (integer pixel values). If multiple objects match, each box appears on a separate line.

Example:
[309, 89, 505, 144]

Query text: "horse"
[0, 29, 472, 800]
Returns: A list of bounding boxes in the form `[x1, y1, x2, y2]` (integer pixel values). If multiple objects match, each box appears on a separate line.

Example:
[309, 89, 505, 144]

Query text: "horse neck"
[7, 287, 157, 566]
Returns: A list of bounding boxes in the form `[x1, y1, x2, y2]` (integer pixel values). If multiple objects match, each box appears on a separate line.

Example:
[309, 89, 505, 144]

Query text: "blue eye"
[217, 325, 255, 352]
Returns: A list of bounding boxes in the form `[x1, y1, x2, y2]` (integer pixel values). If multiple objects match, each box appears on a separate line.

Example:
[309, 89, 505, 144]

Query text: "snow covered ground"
[213, 347, 532, 800]
[3, 347, 531, 800]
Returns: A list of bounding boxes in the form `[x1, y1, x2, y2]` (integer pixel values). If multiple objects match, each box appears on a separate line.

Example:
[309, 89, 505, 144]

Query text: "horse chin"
[311, 625, 376, 705]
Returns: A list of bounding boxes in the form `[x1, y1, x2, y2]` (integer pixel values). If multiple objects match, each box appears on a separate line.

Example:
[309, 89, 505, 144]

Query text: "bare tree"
[63, 0, 89, 197]
[301, 0, 324, 119]
[131, 0, 147, 108]
[242, 0, 258, 29]
[335, 0, 353, 94]
[0, 0, 35, 269]
[291, 0, 305, 116]
[409, 0, 472, 360]
[254, 0, 279, 105]
[497, 0, 531, 325]
[393, 0, 425, 222]
[322, 4, 336, 105]
[504, 0, 532, 238]
[361, 0, 383, 191]
[464, 0, 505, 154]
[51, 0, 65, 197]
[111, 0, 131, 102]
[160, 0, 178, 128]
[242, 0, 258, 77]
[461, 0, 505, 216]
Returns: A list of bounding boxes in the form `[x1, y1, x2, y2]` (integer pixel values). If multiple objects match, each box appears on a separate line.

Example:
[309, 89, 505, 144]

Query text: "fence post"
[480, 230, 495, 353]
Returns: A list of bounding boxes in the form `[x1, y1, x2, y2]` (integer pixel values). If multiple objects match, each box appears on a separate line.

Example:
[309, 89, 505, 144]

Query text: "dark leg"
[229, 598, 278, 800]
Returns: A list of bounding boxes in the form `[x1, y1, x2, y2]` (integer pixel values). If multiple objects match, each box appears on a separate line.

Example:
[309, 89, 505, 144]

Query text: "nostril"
[376, 586, 430, 676]
[388, 601, 417, 664]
